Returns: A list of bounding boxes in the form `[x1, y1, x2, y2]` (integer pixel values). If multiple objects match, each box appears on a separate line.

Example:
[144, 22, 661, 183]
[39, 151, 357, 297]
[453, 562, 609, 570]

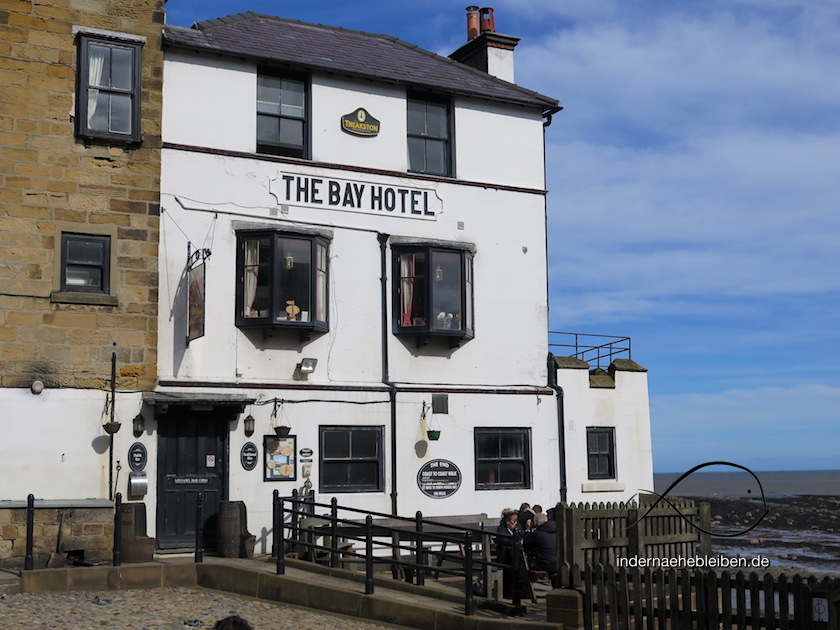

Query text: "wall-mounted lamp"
[132, 413, 145, 438]
[243, 413, 255, 437]
[294, 357, 318, 381]
[284, 254, 294, 270]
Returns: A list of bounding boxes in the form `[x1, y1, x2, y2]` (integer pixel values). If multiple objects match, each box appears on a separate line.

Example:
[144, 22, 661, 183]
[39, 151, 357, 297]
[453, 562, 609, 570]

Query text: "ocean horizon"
[653, 469, 840, 498]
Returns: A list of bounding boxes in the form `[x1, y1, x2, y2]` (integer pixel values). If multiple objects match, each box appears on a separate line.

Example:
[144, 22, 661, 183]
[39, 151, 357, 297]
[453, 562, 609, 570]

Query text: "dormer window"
[235, 230, 328, 337]
[407, 94, 452, 177]
[257, 69, 308, 158]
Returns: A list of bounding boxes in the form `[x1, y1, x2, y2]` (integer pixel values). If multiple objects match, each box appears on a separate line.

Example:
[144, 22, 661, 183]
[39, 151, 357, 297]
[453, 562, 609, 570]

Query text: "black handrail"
[548, 331, 632, 369]
[194, 493, 204, 564]
[113, 492, 122, 567]
[24, 494, 34, 571]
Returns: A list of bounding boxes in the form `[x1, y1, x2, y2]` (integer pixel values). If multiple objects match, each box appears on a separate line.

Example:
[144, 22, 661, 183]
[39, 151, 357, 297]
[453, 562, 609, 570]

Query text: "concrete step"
[0, 573, 21, 595]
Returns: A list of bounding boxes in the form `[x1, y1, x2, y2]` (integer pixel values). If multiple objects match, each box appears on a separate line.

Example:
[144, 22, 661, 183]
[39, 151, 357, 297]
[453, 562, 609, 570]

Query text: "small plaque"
[417, 459, 461, 499]
[299, 448, 313, 457]
[128, 443, 147, 472]
[241, 442, 259, 471]
[341, 107, 380, 137]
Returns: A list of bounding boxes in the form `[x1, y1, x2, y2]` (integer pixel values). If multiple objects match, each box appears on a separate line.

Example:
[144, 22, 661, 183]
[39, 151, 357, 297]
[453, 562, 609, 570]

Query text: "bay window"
[393, 244, 474, 345]
[235, 230, 328, 336]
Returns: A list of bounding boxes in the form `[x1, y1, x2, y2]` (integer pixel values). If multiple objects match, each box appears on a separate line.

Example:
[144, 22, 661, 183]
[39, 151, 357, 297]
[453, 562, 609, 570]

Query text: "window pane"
[499, 433, 524, 459]
[407, 100, 425, 135]
[351, 431, 378, 459]
[431, 251, 462, 330]
[65, 266, 101, 288]
[425, 102, 448, 139]
[257, 76, 282, 112]
[277, 238, 311, 322]
[322, 462, 347, 487]
[398, 251, 426, 327]
[87, 90, 110, 131]
[257, 114, 279, 143]
[499, 461, 525, 484]
[243, 237, 270, 319]
[475, 432, 497, 458]
[323, 431, 349, 459]
[278, 118, 304, 147]
[110, 93, 132, 134]
[111, 47, 133, 90]
[348, 462, 378, 487]
[476, 462, 497, 485]
[464, 257, 473, 330]
[407, 136, 425, 172]
[66, 238, 104, 265]
[89, 44, 110, 87]
[425, 139, 447, 175]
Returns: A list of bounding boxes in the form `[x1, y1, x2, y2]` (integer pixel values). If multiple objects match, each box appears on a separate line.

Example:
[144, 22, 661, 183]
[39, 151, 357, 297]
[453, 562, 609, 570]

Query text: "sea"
[653, 469, 840, 499]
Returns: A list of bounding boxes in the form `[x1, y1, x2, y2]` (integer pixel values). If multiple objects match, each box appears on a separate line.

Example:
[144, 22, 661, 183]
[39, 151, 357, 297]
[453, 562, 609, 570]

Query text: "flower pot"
[103, 421, 121, 435]
[274, 426, 291, 437]
[426, 430, 441, 441]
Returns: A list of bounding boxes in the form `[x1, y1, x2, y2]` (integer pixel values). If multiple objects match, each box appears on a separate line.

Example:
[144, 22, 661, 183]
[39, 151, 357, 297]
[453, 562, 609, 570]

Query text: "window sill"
[581, 480, 625, 493]
[51, 291, 118, 306]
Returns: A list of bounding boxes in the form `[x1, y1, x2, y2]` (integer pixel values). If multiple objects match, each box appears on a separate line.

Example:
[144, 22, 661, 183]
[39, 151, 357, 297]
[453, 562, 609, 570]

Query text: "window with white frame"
[60, 233, 111, 294]
[75, 34, 142, 143]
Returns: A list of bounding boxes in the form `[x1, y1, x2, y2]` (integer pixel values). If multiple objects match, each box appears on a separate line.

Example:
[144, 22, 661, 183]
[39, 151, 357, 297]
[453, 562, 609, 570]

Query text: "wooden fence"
[555, 496, 711, 568]
[562, 563, 839, 630]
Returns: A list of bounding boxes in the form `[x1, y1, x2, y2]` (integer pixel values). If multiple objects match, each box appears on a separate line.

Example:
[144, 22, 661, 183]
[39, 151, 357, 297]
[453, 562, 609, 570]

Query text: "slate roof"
[162, 12, 560, 114]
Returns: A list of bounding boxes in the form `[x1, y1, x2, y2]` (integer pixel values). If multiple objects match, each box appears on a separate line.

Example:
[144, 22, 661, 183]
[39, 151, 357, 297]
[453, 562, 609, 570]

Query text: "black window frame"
[319, 426, 384, 493]
[60, 232, 111, 294]
[392, 244, 474, 346]
[586, 427, 616, 480]
[256, 68, 309, 158]
[407, 93, 453, 177]
[235, 229, 329, 338]
[75, 33, 143, 145]
[474, 428, 531, 490]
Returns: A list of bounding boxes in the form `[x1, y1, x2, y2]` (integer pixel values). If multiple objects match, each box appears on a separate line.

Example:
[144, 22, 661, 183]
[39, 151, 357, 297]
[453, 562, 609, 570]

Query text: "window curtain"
[400, 255, 414, 326]
[87, 45, 107, 128]
[243, 241, 258, 317]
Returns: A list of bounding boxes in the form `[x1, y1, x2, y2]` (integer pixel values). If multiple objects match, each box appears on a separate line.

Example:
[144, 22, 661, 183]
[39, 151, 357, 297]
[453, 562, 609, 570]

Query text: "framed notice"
[264, 434, 296, 482]
[187, 262, 205, 343]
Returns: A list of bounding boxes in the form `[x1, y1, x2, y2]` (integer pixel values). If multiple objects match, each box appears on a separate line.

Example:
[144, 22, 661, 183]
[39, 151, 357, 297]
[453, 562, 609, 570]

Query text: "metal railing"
[548, 331, 631, 370]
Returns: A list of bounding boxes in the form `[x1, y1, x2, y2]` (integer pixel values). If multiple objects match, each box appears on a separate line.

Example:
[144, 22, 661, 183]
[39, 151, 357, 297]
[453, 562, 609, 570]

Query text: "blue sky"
[166, 1, 840, 473]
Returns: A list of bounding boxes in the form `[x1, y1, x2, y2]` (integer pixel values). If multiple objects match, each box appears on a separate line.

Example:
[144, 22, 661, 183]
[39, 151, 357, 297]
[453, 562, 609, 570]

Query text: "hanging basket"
[426, 429, 441, 441]
[103, 421, 121, 435]
[274, 425, 291, 438]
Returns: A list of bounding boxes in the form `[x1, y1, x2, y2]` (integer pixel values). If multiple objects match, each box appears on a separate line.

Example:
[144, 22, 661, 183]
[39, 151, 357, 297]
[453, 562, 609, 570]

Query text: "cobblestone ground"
[0, 587, 407, 629]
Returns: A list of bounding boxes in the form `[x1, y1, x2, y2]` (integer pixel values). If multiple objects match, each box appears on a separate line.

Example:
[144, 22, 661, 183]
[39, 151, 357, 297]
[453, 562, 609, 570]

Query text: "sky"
[165, 1, 840, 474]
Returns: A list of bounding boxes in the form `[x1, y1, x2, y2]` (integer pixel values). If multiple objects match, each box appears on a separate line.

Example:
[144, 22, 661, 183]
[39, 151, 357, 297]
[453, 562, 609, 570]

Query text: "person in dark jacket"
[524, 518, 557, 574]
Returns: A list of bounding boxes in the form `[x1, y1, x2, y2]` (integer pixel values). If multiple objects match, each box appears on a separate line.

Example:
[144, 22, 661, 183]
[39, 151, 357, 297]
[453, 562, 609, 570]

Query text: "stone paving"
[0, 587, 407, 629]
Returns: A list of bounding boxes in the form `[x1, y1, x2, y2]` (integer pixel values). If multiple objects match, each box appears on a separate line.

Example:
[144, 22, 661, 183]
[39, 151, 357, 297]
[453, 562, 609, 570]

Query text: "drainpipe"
[548, 353, 568, 504]
[378, 233, 398, 515]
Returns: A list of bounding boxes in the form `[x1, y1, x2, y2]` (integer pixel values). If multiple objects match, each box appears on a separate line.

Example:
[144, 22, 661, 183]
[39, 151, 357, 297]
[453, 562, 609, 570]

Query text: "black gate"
[156, 410, 228, 549]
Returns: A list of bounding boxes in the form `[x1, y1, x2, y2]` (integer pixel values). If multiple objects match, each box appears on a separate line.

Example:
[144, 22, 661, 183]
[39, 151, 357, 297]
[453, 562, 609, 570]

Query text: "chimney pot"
[466, 6, 480, 40]
[479, 7, 496, 33]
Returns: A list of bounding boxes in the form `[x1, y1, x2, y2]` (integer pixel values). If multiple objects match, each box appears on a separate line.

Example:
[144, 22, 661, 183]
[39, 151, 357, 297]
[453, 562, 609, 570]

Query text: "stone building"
[0, 0, 165, 564]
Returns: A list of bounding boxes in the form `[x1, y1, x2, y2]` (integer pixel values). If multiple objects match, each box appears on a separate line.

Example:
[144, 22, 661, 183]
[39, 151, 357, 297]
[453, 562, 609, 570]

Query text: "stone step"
[0, 574, 21, 595]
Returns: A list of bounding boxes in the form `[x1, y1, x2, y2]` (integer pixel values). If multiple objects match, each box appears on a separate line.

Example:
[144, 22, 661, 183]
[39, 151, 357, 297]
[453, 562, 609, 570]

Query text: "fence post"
[512, 534, 522, 608]
[330, 497, 339, 568]
[365, 515, 374, 595]
[414, 511, 425, 586]
[113, 492, 122, 567]
[272, 489, 279, 558]
[290, 489, 299, 556]
[194, 492, 204, 564]
[276, 498, 285, 575]
[627, 503, 640, 561]
[698, 501, 712, 557]
[464, 531, 475, 616]
[24, 494, 34, 571]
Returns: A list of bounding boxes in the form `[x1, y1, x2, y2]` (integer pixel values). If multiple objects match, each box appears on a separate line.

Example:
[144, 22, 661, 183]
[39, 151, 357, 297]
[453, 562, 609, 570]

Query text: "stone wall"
[0, 504, 114, 570]
[0, 0, 165, 391]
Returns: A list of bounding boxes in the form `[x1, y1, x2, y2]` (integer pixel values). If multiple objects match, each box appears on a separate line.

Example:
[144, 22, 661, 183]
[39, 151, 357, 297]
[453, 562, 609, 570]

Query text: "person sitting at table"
[517, 502, 536, 531]
[495, 510, 524, 598]
[524, 517, 558, 576]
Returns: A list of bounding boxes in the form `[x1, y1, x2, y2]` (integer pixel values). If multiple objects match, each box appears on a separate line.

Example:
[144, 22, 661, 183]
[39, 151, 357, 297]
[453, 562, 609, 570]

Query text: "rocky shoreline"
[684, 495, 840, 576]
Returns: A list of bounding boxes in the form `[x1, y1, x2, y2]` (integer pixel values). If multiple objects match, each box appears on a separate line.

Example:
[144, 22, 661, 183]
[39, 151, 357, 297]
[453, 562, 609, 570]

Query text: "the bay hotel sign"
[270, 172, 442, 221]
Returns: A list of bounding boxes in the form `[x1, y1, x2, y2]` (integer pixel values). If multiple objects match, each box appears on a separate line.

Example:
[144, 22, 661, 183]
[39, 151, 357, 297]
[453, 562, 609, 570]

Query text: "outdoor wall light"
[243, 413, 255, 437]
[132, 413, 145, 438]
[294, 357, 318, 380]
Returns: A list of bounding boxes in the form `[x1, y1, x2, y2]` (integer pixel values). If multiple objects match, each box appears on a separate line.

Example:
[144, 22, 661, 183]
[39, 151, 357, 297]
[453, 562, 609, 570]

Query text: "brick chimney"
[449, 6, 520, 83]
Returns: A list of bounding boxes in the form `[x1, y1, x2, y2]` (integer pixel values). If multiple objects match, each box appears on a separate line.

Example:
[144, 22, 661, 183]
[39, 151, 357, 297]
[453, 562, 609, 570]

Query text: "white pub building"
[102, 9, 656, 549]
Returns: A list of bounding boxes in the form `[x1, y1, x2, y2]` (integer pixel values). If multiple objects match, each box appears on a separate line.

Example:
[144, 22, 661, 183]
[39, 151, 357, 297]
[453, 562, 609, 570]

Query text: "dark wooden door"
[156, 410, 228, 549]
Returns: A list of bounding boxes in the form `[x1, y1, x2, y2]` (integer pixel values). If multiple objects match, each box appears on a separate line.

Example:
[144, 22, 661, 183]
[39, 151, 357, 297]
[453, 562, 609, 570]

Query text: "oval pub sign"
[417, 459, 461, 499]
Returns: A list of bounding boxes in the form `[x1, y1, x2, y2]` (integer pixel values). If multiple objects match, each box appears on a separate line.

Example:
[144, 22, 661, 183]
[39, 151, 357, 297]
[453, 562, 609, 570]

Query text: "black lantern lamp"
[244, 413, 255, 437]
[132, 412, 145, 438]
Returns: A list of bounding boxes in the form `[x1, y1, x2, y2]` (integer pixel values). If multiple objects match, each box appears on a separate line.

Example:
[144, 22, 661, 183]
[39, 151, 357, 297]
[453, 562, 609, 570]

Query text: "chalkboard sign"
[240, 442, 259, 471]
[128, 443, 147, 472]
[417, 459, 461, 498]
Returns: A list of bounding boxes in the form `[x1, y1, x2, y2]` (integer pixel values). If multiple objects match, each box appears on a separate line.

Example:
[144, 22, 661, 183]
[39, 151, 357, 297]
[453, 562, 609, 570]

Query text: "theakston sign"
[270, 172, 442, 221]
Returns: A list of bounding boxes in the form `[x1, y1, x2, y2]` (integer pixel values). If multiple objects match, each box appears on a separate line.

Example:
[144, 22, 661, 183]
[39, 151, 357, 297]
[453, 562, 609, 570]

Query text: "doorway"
[156, 409, 229, 549]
